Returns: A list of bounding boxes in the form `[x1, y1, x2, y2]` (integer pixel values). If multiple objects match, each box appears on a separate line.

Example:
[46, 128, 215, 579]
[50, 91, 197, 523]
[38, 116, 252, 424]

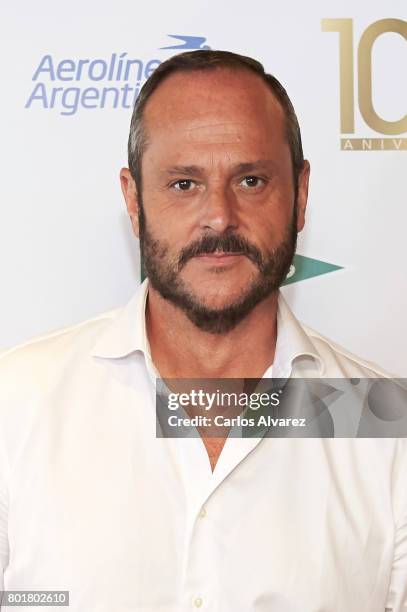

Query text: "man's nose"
[198, 184, 239, 233]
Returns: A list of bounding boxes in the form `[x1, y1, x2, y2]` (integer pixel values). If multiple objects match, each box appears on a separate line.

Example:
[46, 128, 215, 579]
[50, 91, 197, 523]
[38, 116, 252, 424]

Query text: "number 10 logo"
[322, 19, 406, 148]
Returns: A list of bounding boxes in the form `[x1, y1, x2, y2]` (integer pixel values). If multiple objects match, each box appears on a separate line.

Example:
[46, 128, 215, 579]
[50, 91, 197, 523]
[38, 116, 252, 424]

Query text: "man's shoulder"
[302, 323, 395, 378]
[0, 305, 123, 387]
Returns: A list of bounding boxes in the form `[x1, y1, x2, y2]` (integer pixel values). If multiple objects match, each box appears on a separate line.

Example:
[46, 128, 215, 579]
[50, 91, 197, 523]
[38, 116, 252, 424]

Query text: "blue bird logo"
[160, 35, 210, 50]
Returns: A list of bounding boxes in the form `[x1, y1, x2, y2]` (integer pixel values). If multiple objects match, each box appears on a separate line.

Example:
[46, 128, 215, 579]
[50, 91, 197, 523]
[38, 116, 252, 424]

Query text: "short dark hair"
[127, 49, 304, 192]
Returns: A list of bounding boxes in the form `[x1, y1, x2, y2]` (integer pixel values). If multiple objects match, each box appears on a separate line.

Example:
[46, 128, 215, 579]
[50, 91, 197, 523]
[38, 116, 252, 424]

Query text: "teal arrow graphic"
[282, 254, 343, 286]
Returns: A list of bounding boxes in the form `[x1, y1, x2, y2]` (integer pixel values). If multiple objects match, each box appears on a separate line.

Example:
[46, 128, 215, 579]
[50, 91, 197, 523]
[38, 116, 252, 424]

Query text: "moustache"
[177, 233, 264, 270]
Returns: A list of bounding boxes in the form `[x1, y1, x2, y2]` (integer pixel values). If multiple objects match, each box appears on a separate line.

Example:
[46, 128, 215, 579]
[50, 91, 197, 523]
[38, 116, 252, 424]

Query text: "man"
[0, 50, 405, 611]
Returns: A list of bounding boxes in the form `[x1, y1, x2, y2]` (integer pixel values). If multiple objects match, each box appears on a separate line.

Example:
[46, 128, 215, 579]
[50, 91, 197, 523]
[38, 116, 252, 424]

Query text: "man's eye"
[240, 176, 264, 188]
[172, 179, 196, 191]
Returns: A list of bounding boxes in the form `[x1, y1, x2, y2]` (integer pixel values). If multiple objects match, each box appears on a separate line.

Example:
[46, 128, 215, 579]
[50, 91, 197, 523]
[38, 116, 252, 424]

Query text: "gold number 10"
[321, 18, 407, 135]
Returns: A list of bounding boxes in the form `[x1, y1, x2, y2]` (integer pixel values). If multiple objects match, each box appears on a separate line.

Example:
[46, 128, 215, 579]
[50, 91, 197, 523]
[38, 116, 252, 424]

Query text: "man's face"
[122, 68, 310, 333]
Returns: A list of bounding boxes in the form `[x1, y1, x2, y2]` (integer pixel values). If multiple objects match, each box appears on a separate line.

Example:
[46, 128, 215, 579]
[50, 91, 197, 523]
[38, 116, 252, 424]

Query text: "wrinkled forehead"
[142, 68, 287, 148]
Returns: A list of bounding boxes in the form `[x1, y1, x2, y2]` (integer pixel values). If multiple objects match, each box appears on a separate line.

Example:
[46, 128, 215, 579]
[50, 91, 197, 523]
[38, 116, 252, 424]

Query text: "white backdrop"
[0, 0, 406, 374]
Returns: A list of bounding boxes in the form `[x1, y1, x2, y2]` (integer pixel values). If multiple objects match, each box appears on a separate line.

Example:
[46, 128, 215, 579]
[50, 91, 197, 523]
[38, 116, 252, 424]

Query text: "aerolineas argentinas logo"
[322, 18, 406, 151]
[24, 35, 210, 116]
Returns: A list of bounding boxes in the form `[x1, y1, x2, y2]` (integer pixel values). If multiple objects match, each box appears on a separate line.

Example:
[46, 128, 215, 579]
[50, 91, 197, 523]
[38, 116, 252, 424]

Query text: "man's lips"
[193, 252, 245, 264]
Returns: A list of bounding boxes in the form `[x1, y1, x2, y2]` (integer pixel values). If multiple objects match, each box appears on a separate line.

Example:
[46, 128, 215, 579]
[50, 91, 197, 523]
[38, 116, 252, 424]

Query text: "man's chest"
[201, 436, 227, 471]
[4, 396, 397, 612]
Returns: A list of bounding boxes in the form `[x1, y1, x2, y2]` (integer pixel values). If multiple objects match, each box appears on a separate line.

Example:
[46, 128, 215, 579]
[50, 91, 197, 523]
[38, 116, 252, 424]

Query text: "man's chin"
[185, 291, 248, 313]
[165, 284, 275, 334]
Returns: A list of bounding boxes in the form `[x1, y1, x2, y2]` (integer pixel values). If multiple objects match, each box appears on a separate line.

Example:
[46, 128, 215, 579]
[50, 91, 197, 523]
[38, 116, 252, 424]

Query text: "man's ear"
[296, 160, 310, 233]
[120, 168, 140, 238]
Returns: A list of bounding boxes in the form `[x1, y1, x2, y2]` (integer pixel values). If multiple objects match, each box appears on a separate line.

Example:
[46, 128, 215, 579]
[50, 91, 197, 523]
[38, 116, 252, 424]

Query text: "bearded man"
[0, 50, 405, 611]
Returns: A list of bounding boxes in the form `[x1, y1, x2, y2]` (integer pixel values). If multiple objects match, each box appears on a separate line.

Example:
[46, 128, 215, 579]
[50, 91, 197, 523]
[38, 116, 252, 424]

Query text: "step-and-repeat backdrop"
[1, 0, 406, 374]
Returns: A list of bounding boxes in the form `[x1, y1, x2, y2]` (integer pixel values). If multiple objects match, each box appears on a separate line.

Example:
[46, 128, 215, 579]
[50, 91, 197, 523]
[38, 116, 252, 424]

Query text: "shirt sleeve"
[385, 444, 407, 611]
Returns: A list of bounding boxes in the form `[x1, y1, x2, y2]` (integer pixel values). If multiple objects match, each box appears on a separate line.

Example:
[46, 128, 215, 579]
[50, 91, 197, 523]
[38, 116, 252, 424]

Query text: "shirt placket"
[169, 428, 265, 611]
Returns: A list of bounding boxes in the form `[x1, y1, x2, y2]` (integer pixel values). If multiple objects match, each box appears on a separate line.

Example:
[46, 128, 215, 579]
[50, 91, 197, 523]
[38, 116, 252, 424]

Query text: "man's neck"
[145, 286, 279, 379]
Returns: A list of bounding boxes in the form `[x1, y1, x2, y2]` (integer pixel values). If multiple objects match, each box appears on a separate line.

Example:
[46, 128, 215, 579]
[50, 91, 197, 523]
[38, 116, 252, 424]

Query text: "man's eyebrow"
[162, 160, 275, 176]
[233, 160, 275, 173]
[163, 165, 205, 177]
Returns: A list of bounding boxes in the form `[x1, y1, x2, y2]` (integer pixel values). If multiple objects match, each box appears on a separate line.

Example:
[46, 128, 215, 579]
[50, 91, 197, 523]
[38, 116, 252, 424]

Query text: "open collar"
[90, 280, 324, 377]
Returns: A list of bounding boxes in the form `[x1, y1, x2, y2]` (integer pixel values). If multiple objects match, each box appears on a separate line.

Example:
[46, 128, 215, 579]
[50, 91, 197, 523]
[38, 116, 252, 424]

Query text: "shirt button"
[199, 507, 207, 518]
[193, 597, 203, 608]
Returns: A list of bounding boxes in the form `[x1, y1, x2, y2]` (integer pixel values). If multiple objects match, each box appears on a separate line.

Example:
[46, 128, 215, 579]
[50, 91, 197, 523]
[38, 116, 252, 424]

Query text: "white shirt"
[0, 279, 406, 611]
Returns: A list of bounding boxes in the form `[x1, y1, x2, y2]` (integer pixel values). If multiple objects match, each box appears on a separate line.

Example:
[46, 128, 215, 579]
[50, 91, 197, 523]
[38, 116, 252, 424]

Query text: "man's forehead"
[157, 120, 277, 150]
[143, 67, 285, 132]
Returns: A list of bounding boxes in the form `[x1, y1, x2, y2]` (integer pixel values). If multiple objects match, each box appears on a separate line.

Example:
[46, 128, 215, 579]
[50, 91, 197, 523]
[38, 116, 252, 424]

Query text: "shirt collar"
[273, 292, 324, 378]
[90, 279, 324, 377]
[90, 278, 150, 360]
